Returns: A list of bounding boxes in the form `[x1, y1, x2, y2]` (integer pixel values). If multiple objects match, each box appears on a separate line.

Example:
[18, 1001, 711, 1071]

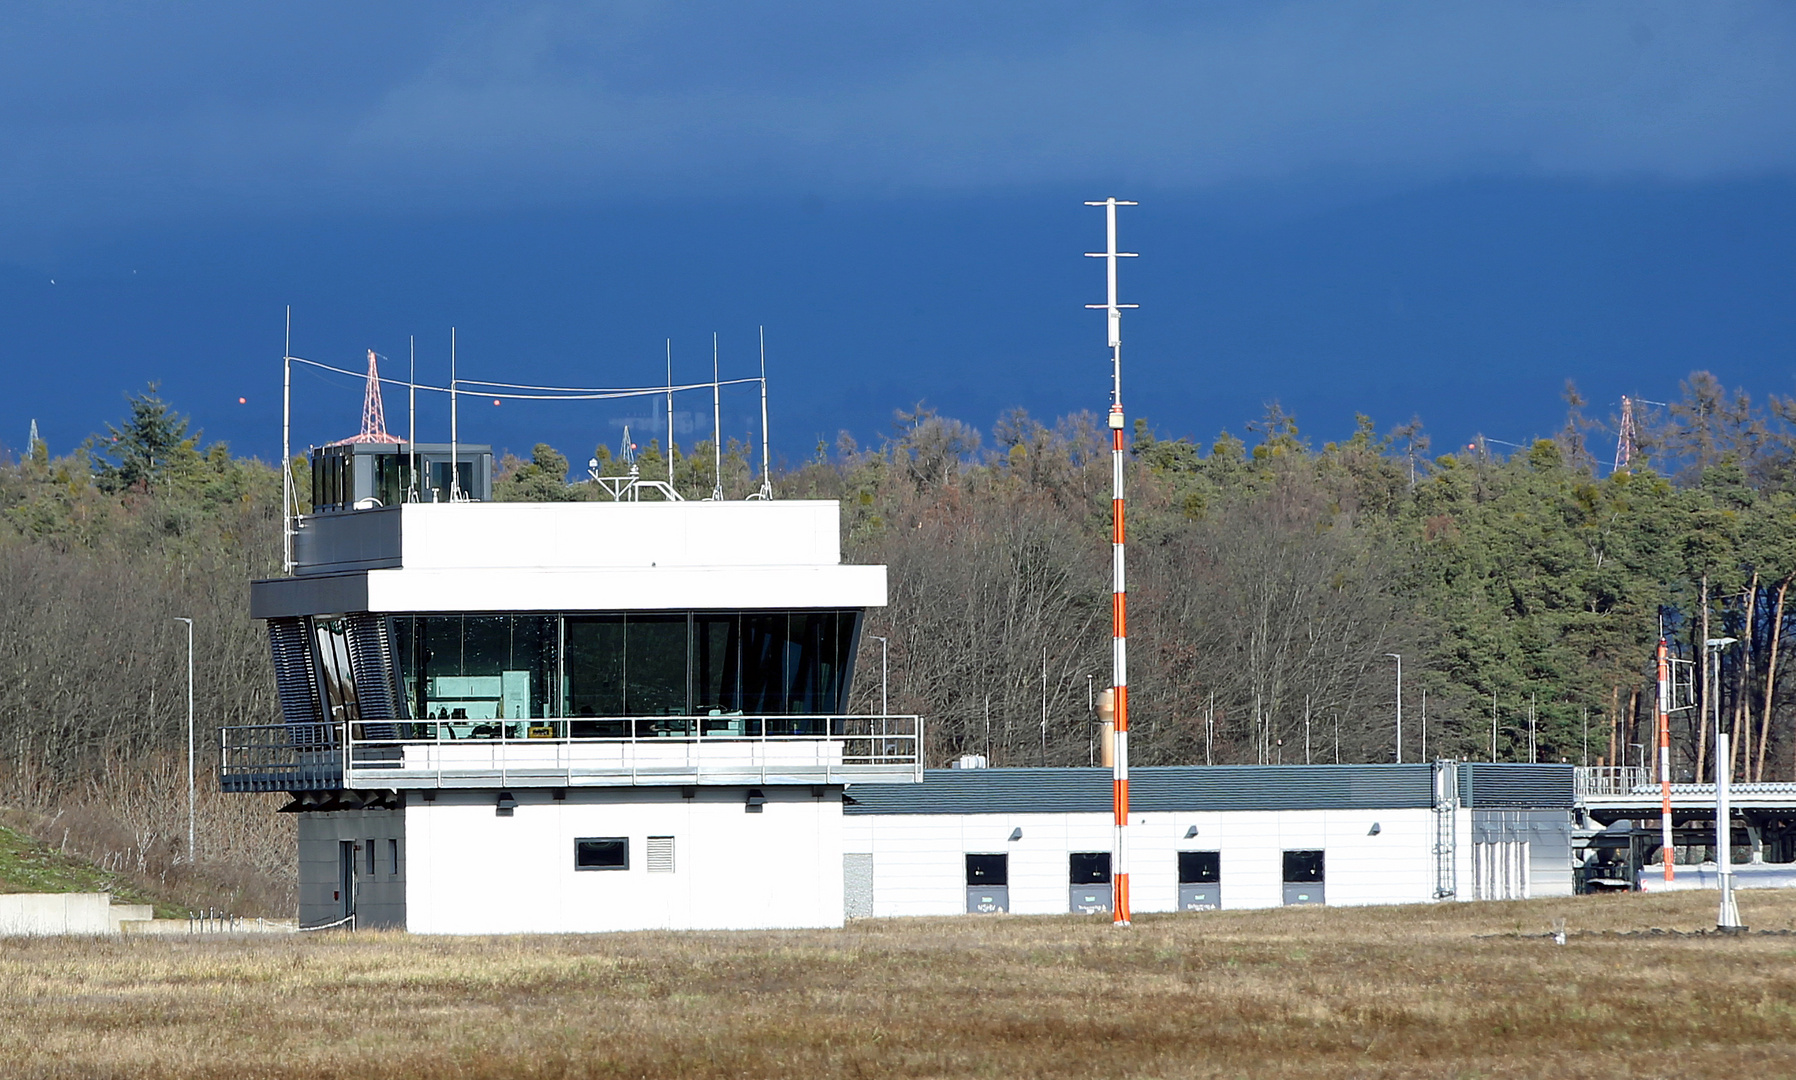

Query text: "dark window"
[966, 853, 1008, 886]
[575, 838, 629, 871]
[388, 839, 400, 877]
[1069, 852, 1111, 884]
[366, 839, 376, 876]
[626, 614, 689, 717]
[1283, 850, 1325, 883]
[565, 616, 626, 718]
[1178, 850, 1221, 884]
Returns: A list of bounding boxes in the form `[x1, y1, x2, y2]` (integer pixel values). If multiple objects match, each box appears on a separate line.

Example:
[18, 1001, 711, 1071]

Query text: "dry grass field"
[4, 889, 1795, 1080]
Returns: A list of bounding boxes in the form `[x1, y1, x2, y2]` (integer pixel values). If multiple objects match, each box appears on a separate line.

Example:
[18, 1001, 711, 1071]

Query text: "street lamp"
[1706, 636, 1742, 930]
[173, 617, 195, 863]
[1385, 653, 1403, 765]
[871, 636, 888, 717]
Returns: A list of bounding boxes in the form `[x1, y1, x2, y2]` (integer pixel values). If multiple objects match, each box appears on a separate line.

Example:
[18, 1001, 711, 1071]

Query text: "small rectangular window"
[966, 853, 1008, 886]
[647, 836, 675, 873]
[366, 839, 376, 876]
[1283, 850, 1325, 883]
[388, 838, 400, 877]
[575, 837, 629, 871]
[1178, 850, 1221, 884]
[1069, 852, 1111, 884]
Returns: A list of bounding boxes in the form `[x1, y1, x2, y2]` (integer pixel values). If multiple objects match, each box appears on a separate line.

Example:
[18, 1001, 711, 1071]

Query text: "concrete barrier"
[0, 892, 115, 936]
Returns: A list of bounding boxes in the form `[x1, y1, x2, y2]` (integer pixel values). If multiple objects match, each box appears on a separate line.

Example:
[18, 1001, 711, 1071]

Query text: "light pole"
[1386, 653, 1403, 765]
[1707, 636, 1742, 930]
[174, 617, 195, 863]
[872, 636, 888, 717]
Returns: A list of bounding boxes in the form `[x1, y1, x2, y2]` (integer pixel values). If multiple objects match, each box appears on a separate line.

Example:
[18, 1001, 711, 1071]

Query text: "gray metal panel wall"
[269, 618, 324, 734]
[1458, 764, 1575, 809]
[293, 506, 403, 576]
[346, 614, 400, 732]
[843, 765, 1436, 816]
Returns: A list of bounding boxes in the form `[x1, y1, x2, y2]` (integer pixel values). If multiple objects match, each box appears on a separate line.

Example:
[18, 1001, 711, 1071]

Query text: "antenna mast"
[282, 306, 293, 575]
[1086, 196, 1138, 928]
[666, 339, 677, 494]
[758, 326, 772, 500]
[711, 332, 723, 501]
[450, 328, 459, 500]
[1614, 395, 1636, 473]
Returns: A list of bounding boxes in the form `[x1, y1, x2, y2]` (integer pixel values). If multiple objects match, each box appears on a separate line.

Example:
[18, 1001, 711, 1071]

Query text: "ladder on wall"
[1433, 760, 1459, 900]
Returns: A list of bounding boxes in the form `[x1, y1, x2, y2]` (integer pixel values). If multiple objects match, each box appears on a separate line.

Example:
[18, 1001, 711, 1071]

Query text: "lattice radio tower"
[1613, 395, 1636, 473]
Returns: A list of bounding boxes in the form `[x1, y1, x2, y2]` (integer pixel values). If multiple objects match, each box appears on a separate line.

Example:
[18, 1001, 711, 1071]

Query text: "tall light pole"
[1386, 653, 1403, 765]
[1707, 636, 1742, 930]
[872, 636, 888, 717]
[174, 617, 195, 863]
[1087, 196, 1137, 927]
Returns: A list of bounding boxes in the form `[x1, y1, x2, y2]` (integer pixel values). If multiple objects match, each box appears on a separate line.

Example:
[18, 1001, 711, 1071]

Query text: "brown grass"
[3, 889, 1795, 1079]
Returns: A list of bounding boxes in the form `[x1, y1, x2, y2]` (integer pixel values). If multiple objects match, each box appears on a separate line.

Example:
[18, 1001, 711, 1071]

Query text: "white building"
[225, 441, 920, 933]
[225, 441, 1576, 933]
[843, 763, 1576, 917]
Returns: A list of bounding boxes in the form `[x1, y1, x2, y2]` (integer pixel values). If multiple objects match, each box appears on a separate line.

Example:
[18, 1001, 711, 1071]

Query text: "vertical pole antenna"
[759, 325, 772, 499]
[666, 339, 677, 493]
[282, 306, 293, 574]
[1086, 196, 1138, 927]
[408, 336, 417, 501]
[711, 332, 723, 501]
[450, 327, 459, 500]
[1657, 638, 1675, 882]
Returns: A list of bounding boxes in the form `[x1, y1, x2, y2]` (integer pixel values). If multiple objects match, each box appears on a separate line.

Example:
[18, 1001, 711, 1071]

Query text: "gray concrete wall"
[0, 893, 115, 935]
[298, 807, 407, 929]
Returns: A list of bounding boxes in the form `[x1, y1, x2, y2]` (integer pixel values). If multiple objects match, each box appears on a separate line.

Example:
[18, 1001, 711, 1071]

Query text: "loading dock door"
[1282, 849, 1325, 905]
[965, 854, 1009, 913]
[1069, 852, 1112, 913]
[1178, 850, 1221, 911]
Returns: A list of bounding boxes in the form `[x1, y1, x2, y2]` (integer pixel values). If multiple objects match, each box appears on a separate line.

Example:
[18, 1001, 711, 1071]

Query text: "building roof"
[843, 763, 1574, 815]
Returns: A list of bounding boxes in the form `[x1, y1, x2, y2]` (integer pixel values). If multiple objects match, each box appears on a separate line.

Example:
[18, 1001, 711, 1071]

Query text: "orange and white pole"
[1086, 197, 1137, 926]
[1657, 638, 1674, 882]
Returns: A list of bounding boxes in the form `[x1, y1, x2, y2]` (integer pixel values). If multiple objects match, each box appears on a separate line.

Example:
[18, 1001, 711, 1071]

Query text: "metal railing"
[1573, 766, 1653, 797]
[222, 714, 924, 790]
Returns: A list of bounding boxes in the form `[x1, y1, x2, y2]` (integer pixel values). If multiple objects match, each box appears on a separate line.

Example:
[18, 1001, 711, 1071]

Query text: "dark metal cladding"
[1457, 763, 1575, 809]
[843, 764, 1443, 815]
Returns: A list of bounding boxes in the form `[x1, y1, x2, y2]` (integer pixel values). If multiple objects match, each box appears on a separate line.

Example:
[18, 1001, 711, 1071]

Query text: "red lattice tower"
[1613, 395, 1635, 473]
[333, 350, 405, 445]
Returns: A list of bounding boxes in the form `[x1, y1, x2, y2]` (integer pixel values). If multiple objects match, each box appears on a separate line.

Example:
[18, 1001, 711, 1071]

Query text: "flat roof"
[842, 763, 1574, 814]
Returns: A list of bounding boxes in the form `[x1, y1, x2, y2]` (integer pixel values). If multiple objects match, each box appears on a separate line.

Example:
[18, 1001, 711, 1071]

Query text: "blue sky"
[2, 2, 1793, 467]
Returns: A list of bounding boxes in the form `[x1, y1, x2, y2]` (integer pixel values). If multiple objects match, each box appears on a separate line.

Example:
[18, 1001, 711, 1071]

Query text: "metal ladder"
[1433, 760, 1459, 899]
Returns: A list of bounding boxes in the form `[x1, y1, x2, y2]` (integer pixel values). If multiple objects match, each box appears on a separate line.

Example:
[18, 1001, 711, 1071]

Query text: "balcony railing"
[1573, 766, 1652, 798]
[220, 714, 924, 791]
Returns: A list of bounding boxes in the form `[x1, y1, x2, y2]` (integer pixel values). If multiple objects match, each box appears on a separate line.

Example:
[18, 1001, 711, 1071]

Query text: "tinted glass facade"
[393, 609, 862, 722]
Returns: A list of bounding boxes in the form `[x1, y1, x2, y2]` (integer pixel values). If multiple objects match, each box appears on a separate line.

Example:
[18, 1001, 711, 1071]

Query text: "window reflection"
[393, 610, 861, 731]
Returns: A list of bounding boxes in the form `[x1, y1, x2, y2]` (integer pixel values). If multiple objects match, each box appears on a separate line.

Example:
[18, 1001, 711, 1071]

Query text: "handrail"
[220, 714, 925, 789]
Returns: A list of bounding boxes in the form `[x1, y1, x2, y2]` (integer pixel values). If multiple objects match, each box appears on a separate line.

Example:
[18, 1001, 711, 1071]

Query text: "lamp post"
[872, 636, 888, 717]
[174, 617, 195, 863]
[1707, 636, 1742, 930]
[1385, 653, 1403, 765]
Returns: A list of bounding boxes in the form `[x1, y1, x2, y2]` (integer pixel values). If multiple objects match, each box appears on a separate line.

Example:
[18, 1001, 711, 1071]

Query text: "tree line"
[1, 373, 1793, 905]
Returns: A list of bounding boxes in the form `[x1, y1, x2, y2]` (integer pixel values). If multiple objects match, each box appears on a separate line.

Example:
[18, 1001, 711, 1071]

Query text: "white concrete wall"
[843, 807, 1439, 917]
[0, 892, 115, 935]
[405, 786, 845, 934]
[297, 808, 407, 929]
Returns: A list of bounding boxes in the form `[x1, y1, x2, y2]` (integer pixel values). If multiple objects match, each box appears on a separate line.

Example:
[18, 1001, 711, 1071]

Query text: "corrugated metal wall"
[1458, 764, 1575, 809]
[845, 765, 1438, 815]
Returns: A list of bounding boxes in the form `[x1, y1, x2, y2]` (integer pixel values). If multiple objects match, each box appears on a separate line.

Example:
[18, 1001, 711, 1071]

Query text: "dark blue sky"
[2, 3, 1793, 468]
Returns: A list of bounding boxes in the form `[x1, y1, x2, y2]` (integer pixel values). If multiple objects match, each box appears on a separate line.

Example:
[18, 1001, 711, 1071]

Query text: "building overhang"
[252, 564, 886, 618]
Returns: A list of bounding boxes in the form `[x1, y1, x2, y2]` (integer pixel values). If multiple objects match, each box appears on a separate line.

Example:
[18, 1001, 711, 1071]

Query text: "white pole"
[666, 339, 676, 493]
[408, 335, 417, 501]
[282, 308, 293, 574]
[873, 636, 888, 717]
[1387, 653, 1402, 764]
[175, 617, 194, 862]
[449, 328, 459, 500]
[711, 333, 723, 500]
[1712, 638, 1743, 929]
[1086, 196, 1137, 927]
[759, 326, 772, 499]
[1422, 688, 1428, 762]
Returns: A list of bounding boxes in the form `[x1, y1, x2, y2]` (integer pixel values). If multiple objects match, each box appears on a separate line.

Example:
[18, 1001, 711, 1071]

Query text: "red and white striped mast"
[1656, 638, 1674, 883]
[1087, 197, 1138, 927]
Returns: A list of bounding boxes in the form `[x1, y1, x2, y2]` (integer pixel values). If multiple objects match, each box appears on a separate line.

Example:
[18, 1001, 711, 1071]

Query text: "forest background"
[1, 371, 1792, 913]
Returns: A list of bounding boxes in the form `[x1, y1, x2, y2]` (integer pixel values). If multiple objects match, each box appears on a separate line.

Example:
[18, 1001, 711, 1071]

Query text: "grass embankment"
[0, 822, 183, 918]
[3, 888, 1794, 1079]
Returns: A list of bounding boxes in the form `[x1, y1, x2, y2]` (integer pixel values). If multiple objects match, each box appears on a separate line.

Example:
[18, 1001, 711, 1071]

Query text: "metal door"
[1178, 850, 1221, 911]
[338, 840, 357, 923]
[1069, 852, 1112, 913]
[965, 854, 1009, 913]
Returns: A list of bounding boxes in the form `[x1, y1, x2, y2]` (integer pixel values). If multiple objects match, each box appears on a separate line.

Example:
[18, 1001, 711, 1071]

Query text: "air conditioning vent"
[647, 836, 675, 874]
